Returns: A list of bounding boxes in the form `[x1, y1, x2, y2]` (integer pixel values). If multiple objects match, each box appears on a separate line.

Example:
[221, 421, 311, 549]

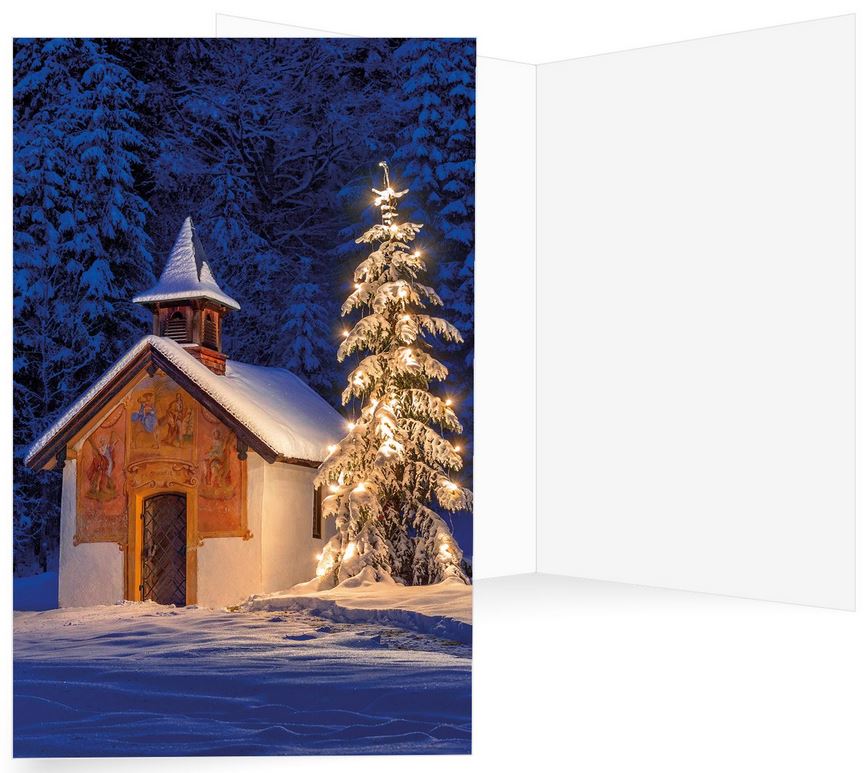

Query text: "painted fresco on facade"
[75, 404, 127, 543]
[129, 375, 196, 462]
[76, 375, 245, 544]
[197, 407, 244, 536]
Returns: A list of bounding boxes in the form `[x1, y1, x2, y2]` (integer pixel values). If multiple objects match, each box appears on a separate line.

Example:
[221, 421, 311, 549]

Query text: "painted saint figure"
[182, 406, 194, 443]
[164, 392, 187, 447]
[203, 428, 231, 491]
[86, 432, 118, 500]
[131, 393, 158, 449]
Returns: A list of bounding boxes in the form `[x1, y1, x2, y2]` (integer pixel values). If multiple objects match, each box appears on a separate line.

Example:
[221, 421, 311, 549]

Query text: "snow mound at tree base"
[242, 574, 472, 644]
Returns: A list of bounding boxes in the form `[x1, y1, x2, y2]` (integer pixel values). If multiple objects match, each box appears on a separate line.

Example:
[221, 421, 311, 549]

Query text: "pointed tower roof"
[133, 217, 240, 310]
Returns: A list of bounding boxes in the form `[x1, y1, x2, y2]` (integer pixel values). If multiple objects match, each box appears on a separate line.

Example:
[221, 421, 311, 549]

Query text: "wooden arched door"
[140, 493, 187, 606]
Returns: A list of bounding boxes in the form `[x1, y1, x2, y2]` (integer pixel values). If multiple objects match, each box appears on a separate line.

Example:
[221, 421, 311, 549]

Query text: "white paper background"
[537, 15, 855, 608]
[474, 57, 537, 577]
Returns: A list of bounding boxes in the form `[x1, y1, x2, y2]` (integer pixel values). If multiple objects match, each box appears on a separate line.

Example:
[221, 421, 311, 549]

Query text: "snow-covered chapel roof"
[132, 217, 241, 310]
[26, 336, 344, 469]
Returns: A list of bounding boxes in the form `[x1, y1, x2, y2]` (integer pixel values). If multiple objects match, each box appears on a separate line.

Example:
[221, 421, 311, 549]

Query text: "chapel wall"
[260, 462, 334, 592]
[196, 452, 265, 608]
[58, 460, 124, 607]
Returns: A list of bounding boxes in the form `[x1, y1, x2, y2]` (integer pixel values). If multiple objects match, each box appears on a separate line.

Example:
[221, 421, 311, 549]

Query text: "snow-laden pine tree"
[13, 38, 154, 574]
[314, 163, 471, 587]
[393, 39, 476, 483]
[281, 255, 337, 395]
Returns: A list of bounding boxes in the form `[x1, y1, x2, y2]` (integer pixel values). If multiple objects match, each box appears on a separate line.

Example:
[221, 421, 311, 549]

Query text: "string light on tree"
[313, 161, 472, 587]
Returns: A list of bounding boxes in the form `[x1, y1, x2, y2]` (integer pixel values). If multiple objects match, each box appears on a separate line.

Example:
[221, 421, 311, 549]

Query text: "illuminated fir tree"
[314, 162, 471, 586]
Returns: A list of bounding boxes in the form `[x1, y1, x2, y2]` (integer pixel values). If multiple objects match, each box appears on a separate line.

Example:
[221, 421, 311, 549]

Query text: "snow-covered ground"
[243, 576, 472, 644]
[14, 590, 471, 757]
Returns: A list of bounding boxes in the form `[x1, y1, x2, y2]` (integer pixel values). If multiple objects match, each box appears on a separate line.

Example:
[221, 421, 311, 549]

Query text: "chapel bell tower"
[132, 216, 240, 375]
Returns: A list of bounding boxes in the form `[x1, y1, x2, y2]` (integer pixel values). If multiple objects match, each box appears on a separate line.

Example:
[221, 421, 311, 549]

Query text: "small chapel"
[26, 217, 343, 609]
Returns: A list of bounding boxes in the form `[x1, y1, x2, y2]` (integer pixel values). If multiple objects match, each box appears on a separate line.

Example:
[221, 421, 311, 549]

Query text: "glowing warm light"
[342, 329, 350, 338]
[446, 481, 458, 491]
[389, 224, 398, 233]
[454, 445, 461, 453]
[347, 421, 356, 431]
[414, 251, 420, 258]
[398, 287, 408, 298]
[328, 484, 339, 494]
[315, 552, 323, 561]
[344, 542, 356, 560]
[445, 398, 453, 407]
[402, 314, 410, 322]
[354, 482, 366, 493]
[316, 566, 326, 577]
[327, 444, 337, 455]
[354, 283, 361, 290]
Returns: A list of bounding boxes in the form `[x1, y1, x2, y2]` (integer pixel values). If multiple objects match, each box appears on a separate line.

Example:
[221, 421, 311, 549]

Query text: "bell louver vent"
[163, 312, 189, 343]
[203, 314, 218, 349]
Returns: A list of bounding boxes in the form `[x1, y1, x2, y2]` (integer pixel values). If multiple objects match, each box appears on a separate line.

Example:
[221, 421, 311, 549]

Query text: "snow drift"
[243, 573, 472, 644]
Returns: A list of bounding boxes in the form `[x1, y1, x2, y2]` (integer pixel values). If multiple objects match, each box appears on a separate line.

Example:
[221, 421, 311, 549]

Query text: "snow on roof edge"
[25, 337, 154, 465]
[26, 336, 343, 467]
[132, 287, 241, 310]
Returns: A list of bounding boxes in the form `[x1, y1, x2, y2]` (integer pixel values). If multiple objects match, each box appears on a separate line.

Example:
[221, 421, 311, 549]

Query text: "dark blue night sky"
[13, 38, 475, 575]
